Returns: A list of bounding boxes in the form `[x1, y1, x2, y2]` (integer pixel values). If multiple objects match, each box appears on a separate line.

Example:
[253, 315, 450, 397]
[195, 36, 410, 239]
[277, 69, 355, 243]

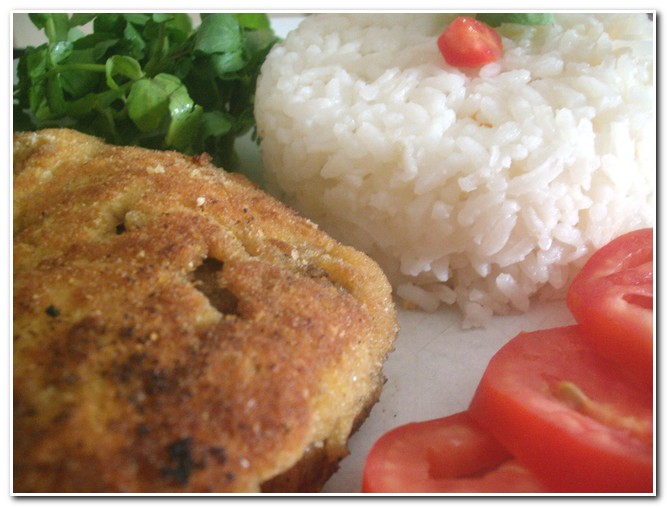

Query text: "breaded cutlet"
[12, 128, 398, 493]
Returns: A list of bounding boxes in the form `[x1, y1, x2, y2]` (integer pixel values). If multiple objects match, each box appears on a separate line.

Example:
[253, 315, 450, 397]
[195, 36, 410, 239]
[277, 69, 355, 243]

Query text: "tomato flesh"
[567, 228, 654, 389]
[437, 16, 503, 67]
[468, 325, 653, 493]
[362, 411, 547, 493]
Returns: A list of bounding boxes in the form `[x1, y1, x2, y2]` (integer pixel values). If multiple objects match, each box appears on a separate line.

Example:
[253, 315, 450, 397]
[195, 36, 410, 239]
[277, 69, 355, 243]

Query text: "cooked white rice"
[254, 13, 655, 327]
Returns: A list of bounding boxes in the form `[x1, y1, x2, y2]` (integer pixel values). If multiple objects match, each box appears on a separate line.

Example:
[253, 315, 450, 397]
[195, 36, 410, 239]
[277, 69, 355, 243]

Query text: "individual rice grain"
[255, 13, 654, 327]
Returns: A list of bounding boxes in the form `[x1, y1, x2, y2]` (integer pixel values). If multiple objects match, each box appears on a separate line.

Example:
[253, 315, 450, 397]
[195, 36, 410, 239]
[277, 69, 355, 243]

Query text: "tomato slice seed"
[551, 380, 653, 445]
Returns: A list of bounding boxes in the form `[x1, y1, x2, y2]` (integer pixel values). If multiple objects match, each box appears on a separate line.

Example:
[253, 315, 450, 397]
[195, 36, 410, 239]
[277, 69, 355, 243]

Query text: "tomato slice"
[437, 16, 503, 67]
[362, 411, 548, 493]
[468, 325, 653, 493]
[567, 228, 654, 389]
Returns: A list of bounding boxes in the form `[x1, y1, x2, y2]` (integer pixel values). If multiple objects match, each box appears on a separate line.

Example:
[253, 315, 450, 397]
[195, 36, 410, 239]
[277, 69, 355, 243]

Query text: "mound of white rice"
[254, 13, 655, 327]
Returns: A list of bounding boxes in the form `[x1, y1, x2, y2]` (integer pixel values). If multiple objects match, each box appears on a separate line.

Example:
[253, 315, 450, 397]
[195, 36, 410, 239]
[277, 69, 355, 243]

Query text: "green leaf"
[19, 47, 48, 112]
[48, 41, 73, 65]
[127, 78, 170, 132]
[476, 13, 555, 27]
[234, 13, 271, 31]
[95, 104, 123, 143]
[151, 13, 174, 24]
[123, 13, 150, 27]
[69, 13, 97, 27]
[167, 13, 194, 41]
[93, 14, 126, 36]
[64, 92, 98, 118]
[59, 49, 103, 99]
[91, 37, 121, 61]
[200, 110, 234, 138]
[65, 87, 124, 119]
[127, 73, 195, 139]
[45, 74, 67, 115]
[244, 29, 279, 61]
[164, 81, 202, 150]
[105, 55, 143, 89]
[123, 21, 147, 55]
[28, 13, 50, 30]
[25, 46, 48, 81]
[29, 83, 47, 118]
[153, 73, 183, 95]
[180, 69, 217, 110]
[67, 27, 87, 43]
[29, 14, 71, 43]
[209, 51, 246, 75]
[194, 14, 242, 55]
[52, 14, 72, 43]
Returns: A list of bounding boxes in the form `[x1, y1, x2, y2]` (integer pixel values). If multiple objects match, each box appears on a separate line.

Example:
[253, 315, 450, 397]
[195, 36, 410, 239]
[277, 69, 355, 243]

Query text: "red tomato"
[437, 17, 503, 67]
[362, 411, 548, 493]
[567, 228, 654, 389]
[468, 325, 653, 493]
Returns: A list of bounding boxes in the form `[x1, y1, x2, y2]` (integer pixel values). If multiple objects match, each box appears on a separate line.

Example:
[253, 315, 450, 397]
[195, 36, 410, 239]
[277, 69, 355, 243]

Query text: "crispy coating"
[12, 129, 398, 493]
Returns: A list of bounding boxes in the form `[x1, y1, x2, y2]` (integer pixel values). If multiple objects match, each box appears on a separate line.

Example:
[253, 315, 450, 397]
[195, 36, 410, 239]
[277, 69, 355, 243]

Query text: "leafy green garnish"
[475, 13, 555, 27]
[13, 13, 279, 169]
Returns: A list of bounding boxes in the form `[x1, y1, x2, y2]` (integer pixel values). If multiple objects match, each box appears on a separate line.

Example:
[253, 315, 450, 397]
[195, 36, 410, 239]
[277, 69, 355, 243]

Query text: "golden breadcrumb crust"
[13, 129, 398, 493]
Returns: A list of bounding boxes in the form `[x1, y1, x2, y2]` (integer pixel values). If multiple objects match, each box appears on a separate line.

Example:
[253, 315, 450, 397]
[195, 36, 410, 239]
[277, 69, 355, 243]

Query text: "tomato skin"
[437, 17, 503, 67]
[567, 228, 654, 389]
[468, 326, 653, 493]
[362, 411, 548, 493]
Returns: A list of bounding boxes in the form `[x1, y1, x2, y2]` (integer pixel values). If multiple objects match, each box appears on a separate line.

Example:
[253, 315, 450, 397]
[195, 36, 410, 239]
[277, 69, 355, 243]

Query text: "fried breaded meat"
[13, 129, 398, 493]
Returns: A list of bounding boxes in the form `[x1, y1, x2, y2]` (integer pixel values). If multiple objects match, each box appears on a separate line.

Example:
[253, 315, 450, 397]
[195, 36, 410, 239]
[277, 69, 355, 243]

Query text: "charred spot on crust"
[160, 437, 200, 486]
[45, 305, 60, 317]
[191, 257, 239, 316]
[110, 352, 147, 385]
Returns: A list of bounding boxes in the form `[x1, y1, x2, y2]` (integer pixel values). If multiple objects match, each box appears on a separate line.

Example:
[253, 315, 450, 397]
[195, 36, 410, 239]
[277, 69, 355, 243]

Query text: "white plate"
[243, 14, 577, 493]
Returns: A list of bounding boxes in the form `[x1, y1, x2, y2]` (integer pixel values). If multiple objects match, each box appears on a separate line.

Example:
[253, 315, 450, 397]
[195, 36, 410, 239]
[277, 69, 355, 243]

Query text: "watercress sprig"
[13, 13, 279, 169]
